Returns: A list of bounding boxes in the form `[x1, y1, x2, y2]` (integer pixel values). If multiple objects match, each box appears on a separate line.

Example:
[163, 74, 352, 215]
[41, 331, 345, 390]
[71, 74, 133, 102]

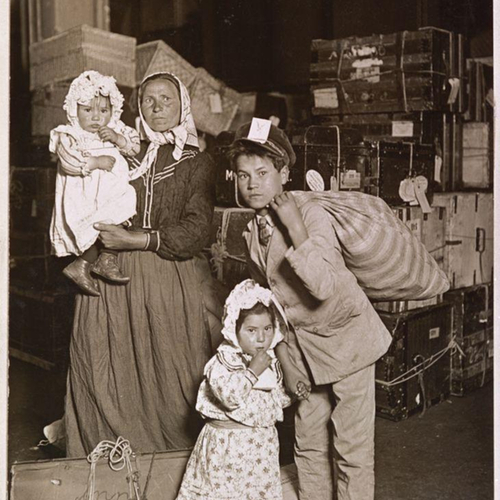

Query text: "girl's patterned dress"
[176, 350, 292, 500]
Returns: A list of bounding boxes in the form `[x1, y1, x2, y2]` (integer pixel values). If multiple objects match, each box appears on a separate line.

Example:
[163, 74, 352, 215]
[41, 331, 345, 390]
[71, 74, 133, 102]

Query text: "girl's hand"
[94, 223, 147, 250]
[99, 127, 127, 149]
[269, 192, 308, 249]
[249, 350, 272, 377]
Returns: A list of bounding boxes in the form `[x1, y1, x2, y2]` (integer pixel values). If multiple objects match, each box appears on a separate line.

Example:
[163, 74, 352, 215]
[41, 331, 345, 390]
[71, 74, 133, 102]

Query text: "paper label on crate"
[209, 93, 223, 114]
[429, 327, 440, 339]
[340, 170, 361, 189]
[447, 78, 460, 105]
[392, 121, 414, 137]
[406, 219, 421, 239]
[352, 65, 381, 83]
[313, 88, 339, 109]
[247, 118, 272, 143]
[306, 170, 325, 191]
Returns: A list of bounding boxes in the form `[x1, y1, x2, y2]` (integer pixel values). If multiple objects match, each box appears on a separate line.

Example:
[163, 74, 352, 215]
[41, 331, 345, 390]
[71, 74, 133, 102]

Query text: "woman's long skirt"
[65, 251, 212, 457]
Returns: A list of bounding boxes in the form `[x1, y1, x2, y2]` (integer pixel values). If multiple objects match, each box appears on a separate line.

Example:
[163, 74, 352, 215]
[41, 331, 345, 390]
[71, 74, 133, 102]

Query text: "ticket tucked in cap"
[247, 118, 272, 143]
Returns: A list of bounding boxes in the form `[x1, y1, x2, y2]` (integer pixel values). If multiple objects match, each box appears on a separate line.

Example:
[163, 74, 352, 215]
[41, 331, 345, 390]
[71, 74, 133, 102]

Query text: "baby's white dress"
[49, 121, 138, 256]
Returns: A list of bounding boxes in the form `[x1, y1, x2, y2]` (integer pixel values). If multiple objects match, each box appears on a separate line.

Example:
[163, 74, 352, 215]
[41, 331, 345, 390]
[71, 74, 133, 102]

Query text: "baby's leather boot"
[63, 258, 101, 296]
[92, 252, 130, 284]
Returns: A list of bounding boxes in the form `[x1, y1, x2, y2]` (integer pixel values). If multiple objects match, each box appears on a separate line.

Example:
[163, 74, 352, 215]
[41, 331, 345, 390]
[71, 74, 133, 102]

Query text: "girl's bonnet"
[219, 279, 286, 354]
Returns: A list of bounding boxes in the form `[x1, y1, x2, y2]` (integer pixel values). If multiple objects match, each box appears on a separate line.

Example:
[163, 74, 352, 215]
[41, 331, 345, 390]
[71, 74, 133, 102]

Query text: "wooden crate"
[458, 122, 492, 190]
[190, 68, 241, 136]
[27, 0, 109, 44]
[432, 193, 493, 289]
[136, 40, 197, 87]
[29, 24, 136, 90]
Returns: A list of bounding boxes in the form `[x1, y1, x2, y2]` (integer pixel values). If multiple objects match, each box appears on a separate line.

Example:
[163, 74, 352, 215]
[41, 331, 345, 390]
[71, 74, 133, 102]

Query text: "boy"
[228, 118, 392, 500]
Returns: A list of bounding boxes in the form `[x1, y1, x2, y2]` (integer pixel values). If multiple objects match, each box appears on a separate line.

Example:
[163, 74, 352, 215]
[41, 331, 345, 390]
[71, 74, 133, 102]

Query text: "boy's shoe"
[92, 253, 130, 284]
[63, 258, 100, 296]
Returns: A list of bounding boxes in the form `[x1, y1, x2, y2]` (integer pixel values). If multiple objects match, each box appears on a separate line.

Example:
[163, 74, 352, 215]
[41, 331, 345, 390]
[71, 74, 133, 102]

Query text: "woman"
[64, 72, 217, 457]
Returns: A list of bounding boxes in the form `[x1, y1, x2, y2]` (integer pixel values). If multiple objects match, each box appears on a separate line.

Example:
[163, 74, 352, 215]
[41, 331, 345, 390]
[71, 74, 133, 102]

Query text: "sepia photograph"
[4, 0, 497, 498]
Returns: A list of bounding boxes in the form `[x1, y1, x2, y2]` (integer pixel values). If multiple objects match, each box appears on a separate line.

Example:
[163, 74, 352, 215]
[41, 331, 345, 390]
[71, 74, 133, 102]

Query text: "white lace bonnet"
[63, 70, 124, 128]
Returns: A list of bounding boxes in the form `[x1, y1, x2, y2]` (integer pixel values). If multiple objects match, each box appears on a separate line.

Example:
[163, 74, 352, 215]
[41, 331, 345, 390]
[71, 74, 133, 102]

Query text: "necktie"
[258, 217, 272, 247]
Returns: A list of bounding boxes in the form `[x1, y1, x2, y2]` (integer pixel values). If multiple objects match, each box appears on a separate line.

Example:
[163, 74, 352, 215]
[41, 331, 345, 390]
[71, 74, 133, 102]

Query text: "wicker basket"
[136, 40, 197, 87]
[31, 83, 70, 137]
[29, 24, 136, 90]
[190, 68, 241, 136]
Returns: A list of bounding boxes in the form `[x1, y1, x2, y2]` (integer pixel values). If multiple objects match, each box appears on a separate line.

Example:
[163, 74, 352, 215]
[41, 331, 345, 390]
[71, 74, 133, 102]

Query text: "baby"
[49, 70, 140, 296]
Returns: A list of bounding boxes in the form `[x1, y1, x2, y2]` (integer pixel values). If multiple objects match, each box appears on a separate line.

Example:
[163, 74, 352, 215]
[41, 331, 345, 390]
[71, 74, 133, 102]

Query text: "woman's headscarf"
[132, 72, 199, 180]
[218, 279, 286, 355]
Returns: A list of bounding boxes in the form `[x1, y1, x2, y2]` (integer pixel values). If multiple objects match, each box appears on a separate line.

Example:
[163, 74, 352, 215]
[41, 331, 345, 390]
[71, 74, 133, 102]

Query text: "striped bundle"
[292, 190, 450, 301]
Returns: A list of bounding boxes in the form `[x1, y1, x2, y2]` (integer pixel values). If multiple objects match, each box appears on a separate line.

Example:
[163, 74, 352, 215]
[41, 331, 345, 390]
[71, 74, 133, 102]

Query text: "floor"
[7, 356, 495, 499]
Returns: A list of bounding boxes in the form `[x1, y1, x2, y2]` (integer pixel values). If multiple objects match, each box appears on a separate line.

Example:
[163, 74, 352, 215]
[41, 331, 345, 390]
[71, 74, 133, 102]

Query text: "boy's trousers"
[294, 363, 375, 500]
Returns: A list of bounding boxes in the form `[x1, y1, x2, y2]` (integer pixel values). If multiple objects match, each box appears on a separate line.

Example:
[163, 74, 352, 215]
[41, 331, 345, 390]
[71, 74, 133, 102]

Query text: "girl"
[49, 70, 140, 296]
[176, 279, 297, 500]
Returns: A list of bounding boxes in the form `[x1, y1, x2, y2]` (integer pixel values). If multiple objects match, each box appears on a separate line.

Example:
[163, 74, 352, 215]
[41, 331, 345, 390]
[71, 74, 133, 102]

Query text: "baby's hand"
[249, 350, 272, 377]
[98, 126, 119, 144]
[94, 155, 116, 172]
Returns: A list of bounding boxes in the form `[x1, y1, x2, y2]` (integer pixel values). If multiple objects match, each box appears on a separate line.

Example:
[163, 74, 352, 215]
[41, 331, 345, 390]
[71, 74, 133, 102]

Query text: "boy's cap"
[233, 119, 296, 168]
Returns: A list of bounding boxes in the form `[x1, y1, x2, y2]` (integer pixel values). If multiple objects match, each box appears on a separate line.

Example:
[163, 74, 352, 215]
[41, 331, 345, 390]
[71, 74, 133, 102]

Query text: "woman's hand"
[270, 192, 308, 249]
[94, 223, 148, 251]
[249, 351, 272, 377]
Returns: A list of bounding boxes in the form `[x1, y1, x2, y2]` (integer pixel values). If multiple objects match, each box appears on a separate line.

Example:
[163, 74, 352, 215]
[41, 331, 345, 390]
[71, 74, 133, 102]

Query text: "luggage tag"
[306, 170, 325, 191]
[399, 176, 432, 214]
[447, 78, 460, 105]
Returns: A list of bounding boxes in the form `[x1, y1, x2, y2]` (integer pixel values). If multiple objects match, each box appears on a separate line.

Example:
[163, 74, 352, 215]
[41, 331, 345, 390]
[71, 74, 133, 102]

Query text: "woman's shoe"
[91, 253, 130, 284]
[63, 258, 101, 296]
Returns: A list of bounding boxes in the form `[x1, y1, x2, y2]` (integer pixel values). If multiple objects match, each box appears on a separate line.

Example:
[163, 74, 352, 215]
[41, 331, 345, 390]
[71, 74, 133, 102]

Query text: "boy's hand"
[270, 192, 308, 249]
[249, 350, 272, 377]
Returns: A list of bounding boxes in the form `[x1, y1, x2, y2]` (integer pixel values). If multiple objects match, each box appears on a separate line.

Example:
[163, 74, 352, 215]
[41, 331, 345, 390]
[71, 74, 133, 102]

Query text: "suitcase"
[375, 303, 453, 421]
[444, 284, 493, 396]
[10, 447, 299, 499]
[315, 111, 462, 191]
[207, 206, 254, 290]
[310, 28, 464, 115]
[288, 125, 437, 207]
[432, 192, 493, 289]
[210, 130, 244, 207]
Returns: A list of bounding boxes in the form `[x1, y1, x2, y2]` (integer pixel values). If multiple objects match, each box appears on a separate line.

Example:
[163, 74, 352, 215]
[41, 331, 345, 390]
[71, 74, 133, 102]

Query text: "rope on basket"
[86, 436, 142, 500]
